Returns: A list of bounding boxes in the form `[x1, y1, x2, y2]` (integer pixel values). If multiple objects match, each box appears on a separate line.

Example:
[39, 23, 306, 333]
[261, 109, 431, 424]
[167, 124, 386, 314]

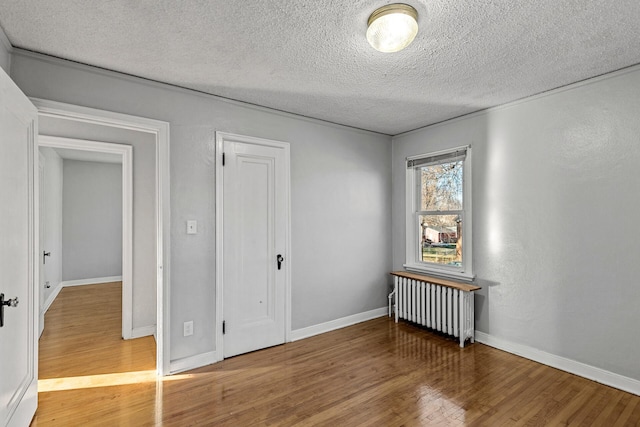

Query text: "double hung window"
[405, 146, 473, 280]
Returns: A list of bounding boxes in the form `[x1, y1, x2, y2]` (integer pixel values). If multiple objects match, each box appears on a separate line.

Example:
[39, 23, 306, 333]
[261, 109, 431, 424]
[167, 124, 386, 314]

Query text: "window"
[404, 146, 473, 280]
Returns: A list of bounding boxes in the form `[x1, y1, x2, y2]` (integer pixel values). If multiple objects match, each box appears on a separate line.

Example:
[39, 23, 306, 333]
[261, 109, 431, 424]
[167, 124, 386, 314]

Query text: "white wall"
[62, 160, 122, 280]
[0, 25, 11, 74]
[11, 50, 392, 363]
[392, 67, 640, 382]
[39, 147, 63, 304]
[39, 117, 157, 331]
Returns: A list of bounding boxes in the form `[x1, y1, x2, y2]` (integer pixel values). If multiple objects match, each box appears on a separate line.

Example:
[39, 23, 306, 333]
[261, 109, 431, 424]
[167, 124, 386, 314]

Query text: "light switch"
[187, 220, 197, 234]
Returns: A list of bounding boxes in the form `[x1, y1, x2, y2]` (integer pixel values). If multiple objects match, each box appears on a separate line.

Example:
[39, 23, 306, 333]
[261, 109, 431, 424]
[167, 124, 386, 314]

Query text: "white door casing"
[38, 152, 46, 337]
[216, 132, 291, 359]
[0, 68, 39, 426]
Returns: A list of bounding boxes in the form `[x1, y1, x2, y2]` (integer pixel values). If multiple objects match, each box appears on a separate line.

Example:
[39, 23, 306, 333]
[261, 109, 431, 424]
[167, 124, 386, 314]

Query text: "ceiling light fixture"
[366, 3, 419, 53]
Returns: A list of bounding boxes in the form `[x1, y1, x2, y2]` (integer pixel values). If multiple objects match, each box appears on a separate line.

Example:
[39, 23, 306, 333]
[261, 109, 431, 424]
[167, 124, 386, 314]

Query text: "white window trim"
[403, 145, 474, 282]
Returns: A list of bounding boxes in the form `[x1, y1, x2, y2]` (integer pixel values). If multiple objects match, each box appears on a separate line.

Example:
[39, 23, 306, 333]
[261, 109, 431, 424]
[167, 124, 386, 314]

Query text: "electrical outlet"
[183, 320, 194, 337]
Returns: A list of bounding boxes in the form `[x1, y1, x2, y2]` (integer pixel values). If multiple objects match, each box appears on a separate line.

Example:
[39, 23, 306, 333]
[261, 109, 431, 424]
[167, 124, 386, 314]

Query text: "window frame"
[404, 145, 474, 281]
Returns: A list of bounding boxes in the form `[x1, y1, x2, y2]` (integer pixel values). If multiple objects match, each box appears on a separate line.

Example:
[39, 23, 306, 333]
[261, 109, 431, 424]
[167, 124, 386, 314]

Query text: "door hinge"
[222, 152, 225, 166]
[222, 320, 226, 334]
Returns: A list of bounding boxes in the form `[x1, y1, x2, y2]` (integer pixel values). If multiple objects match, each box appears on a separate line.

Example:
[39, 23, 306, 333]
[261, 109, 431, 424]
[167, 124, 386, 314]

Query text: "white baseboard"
[42, 283, 63, 314]
[60, 276, 123, 287]
[291, 307, 387, 342]
[475, 331, 640, 396]
[169, 351, 218, 375]
[165, 308, 386, 374]
[130, 325, 156, 339]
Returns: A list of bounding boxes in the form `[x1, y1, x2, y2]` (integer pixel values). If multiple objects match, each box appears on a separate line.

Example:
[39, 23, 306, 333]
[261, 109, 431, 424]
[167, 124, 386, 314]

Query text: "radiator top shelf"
[391, 271, 481, 292]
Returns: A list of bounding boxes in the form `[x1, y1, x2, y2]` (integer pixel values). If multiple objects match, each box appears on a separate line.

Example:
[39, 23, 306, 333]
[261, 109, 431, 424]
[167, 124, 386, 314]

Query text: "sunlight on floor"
[417, 386, 465, 424]
[38, 370, 192, 392]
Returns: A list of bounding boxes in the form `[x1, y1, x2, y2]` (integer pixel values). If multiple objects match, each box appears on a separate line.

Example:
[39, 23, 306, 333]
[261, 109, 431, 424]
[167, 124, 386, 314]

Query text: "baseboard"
[475, 331, 640, 396]
[42, 283, 63, 314]
[291, 307, 387, 342]
[169, 351, 218, 375]
[166, 308, 386, 374]
[60, 276, 123, 287]
[130, 325, 156, 339]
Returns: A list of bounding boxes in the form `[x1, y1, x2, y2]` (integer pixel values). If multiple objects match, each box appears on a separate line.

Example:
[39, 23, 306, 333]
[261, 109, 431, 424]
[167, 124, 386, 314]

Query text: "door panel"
[238, 158, 273, 323]
[0, 69, 38, 426]
[223, 137, 288, 358]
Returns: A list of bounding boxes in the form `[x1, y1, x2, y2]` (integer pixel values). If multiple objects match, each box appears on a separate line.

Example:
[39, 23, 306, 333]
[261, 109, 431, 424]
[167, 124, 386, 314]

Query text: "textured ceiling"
[1, 1, 640, 135]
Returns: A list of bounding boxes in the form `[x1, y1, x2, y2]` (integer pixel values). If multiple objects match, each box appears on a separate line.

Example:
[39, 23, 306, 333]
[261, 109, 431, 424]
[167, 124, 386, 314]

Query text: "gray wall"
[11, 50, 393, 362]
[40, 118, 157, 331]
[40, 147, 63, 303]
[62, 160, 122, 280]
[392, 68, 640, 381]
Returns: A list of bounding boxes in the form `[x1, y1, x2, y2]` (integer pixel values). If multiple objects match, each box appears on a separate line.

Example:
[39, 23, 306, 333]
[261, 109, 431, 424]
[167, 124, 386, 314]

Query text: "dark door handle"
[1, 293, 19, 327]
[43, 251, 51, 264]
[277, 254, 284, 270]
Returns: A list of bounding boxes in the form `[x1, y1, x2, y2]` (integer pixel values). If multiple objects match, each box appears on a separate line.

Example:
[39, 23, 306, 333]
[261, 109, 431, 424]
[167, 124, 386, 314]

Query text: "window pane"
[419, 214, 462, 266]
[419, 161, 463, 211]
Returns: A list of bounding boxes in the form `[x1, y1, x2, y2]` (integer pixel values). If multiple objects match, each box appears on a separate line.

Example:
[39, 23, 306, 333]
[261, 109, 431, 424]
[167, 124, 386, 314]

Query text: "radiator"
[389, 272, 478, 348]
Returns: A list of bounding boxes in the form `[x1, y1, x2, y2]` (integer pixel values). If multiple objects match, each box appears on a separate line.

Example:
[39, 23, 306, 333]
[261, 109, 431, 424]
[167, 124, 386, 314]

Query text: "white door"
[0, 69, 39, 425]
[221, 134, 290, 358]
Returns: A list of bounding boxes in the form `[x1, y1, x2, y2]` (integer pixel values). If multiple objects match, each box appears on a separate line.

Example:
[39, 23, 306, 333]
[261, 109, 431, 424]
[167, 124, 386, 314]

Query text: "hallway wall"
[62, 159, 122, 281]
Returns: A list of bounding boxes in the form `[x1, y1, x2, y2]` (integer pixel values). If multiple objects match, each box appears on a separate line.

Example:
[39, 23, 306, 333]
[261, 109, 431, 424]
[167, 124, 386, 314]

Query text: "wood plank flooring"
[33, 283, 640, 426]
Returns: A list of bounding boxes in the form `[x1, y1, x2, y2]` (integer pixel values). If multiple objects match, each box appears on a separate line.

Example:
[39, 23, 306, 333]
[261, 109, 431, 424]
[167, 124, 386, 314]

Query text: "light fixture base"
[367, 3, 418, 27]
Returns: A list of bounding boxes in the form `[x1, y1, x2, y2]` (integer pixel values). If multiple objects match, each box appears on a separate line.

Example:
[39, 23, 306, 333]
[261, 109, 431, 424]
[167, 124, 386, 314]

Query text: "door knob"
[277, 254, 284, 270]
[0, 293, 19, 327]
[43, 251, 51, 264]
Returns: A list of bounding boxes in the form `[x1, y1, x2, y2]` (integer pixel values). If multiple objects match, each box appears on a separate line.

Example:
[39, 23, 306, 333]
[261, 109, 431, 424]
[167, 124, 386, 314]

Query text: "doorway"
[38, 136, 133, 339]
[215, 132, 292, 359]
[32, 98, 170, 375]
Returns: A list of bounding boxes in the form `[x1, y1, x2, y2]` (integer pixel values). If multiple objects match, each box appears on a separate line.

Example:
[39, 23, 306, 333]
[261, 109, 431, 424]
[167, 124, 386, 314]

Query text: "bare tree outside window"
[418, 160, 463, 266]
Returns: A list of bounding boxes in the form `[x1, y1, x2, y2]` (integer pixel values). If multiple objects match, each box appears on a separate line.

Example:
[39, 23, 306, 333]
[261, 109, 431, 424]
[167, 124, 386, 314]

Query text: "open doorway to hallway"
[32, 97, 170, 376]
[38, 139, 134, 339]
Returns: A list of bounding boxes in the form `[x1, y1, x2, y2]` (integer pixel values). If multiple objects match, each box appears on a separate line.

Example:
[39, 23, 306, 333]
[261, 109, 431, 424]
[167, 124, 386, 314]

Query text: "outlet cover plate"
[183, 320, 194, 336]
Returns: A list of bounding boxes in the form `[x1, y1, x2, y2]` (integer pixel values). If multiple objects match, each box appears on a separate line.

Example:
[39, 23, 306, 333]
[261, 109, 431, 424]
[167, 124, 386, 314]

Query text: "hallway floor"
[33, 282, 156, 426]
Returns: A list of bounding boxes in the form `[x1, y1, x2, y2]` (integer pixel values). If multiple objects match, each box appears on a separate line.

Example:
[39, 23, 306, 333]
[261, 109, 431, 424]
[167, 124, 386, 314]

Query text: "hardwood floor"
[33, 284, 640, 426]
[33, 282, 156, 426]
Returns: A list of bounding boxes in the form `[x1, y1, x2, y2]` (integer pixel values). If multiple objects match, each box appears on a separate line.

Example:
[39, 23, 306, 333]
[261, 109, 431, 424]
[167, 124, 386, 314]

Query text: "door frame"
[38, 135, 133, 340]
[215, 132, 292, 361]
[38, 151, 45, 337]
[31, 98, 171, 376]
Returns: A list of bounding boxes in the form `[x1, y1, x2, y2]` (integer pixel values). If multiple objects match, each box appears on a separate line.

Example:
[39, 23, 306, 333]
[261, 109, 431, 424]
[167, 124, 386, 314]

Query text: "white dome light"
[366, 4, 419, 53]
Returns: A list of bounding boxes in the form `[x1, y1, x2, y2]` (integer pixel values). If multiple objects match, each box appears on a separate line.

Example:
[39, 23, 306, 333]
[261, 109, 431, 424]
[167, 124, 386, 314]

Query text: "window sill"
[403, 263, 475, 283]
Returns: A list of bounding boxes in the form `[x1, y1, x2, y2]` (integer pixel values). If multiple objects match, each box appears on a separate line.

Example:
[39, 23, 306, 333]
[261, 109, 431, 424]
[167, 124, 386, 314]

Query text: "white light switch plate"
[187, 220, 197, 234]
